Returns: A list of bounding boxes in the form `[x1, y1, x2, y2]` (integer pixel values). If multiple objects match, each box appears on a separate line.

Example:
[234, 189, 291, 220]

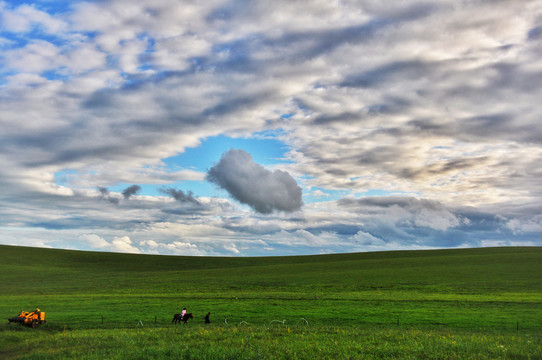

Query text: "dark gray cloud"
[159, 187, 201, 205]
[97, 187, 119, 205]
[122, 185, 141, 199]
[207, 149, 303, 214]
[340, 60, 437, 89]
[528, 26, 542, 40]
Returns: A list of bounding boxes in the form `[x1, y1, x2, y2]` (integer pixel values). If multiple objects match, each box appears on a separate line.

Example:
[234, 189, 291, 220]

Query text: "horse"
[171, 312, 193, 324]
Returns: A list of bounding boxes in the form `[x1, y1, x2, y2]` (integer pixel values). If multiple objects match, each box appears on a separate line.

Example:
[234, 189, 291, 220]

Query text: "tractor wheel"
[32, 319, 38, 328]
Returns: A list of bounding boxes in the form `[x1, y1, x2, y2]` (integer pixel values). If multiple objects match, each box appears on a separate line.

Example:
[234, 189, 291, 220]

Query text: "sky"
[1, 0, 541, 256]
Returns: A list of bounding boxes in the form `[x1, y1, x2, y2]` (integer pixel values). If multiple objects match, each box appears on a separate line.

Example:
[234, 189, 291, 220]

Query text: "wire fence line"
[58, 315, 533, 333]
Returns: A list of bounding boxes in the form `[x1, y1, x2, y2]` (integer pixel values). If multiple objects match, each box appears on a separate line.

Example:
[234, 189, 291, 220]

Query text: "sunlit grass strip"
[1, 325, 541, 360]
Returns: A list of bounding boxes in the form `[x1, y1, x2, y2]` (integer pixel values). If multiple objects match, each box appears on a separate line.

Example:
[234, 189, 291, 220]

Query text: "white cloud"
[152, 34, 211, 71]
[413, 208, 460, 232]
[311, 190, 329, 197]
[223, 242, 240, 254]
[0, 3, 67, 33]
[3, 235, 52, 249]
[352, 230, 384, 246]
[4, 40, 61, 73]
[66, 44, 108, 73]
[140, 239, 159, 248]
[79, 234, 110, 249]
[262, 229, 342, 248]
[506, 218, 542, 235]
[111, 236, 140, 253]
[139, 239, 207, 256]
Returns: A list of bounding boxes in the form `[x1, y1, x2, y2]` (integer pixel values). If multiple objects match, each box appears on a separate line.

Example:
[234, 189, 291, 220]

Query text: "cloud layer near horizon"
[1, 0, 541, 255]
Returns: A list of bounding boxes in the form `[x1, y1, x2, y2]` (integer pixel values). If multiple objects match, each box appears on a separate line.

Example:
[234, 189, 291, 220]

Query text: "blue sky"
[162, 134, 291, 173]
[55, 134, 294, 197]
[1, 0, 542, 256]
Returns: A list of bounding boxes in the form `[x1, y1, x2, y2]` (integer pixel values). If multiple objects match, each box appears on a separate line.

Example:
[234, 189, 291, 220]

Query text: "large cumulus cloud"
[207, 149, 303, 214]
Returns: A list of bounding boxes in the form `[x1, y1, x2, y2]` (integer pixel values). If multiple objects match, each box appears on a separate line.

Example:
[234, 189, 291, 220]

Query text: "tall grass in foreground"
[1, 324, 541, 360]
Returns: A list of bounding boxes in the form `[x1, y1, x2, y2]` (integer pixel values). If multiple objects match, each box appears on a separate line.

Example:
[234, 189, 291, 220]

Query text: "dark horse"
[172, 312, 193, 324]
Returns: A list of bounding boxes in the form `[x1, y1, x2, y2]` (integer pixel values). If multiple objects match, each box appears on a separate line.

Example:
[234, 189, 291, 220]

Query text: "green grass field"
[1, 245, 541, 359]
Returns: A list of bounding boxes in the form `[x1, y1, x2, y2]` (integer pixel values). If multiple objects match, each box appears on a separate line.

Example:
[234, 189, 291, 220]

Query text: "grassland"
[1, 245, 541, 359]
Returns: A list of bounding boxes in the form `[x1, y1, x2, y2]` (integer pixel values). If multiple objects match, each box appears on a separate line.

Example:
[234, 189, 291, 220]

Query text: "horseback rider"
[181, 307, 187, 320]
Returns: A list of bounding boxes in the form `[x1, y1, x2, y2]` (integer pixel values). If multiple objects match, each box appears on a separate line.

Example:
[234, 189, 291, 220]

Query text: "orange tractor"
[8, 309, 46, 328]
